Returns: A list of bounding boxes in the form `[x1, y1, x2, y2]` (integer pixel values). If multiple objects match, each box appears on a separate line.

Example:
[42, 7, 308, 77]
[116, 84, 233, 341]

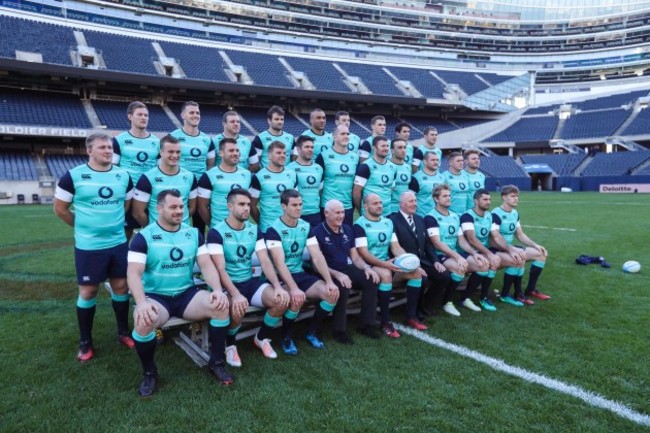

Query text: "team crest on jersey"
[82, 174, 91, 179]
[124, 139, 133, 144]
[185, 231, 192, 239]
[152, 234, 162, 240]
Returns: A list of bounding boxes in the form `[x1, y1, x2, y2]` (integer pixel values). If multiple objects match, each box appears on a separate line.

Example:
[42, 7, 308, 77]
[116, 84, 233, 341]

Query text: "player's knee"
[375, 267, 391, 282]
[78, 286, 98, 300]
[210, 308, 229, 321]
[267, 303, 287, 316]
[110, 280, 128, 295]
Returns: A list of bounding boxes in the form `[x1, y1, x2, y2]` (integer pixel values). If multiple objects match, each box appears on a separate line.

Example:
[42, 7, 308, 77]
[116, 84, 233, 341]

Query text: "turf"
[0, 193, 649, 433]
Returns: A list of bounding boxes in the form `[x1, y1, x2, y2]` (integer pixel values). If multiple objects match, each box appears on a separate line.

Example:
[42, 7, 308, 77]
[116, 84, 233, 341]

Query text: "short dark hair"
[160, 134, 180, 150]
[157, 189, 181, 205]
[474, 188, 490, 199]
[268, 140, 286, 152]
[464, 149, 480, 159]
[267, 105, 284, 119]
[222, 110, 238, 123]
[390, 138, 406, 149]
[501, 185, 519, 196]
[448, 151, 463, 161]
[218, 137, 237, 152]
[433, 184, 450, 199]
[372, 135, 388, 147]
[181, 101, 199, 113]
[423, 127, 438, 135]
[295, 135, 314, 148]
[280, 189, 301, 206]
[227, 188, 251, 203]
[423, 151, 439, 162]
[334, 110, 349, 121]
[395, 122, 411, 133]
[370, 115, 385, 126]
[127, 101, 147, 116]
[85, 132, 111, 150]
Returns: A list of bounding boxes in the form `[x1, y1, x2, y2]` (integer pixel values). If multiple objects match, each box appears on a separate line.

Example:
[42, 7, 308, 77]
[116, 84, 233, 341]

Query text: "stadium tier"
[581, 151, 650, 176]
[336, 63, 404, 97]
[283, 57, 350, 93]
[93, 100, 177, 132]
[0, 88, 92, 129]
[388, 67, 446, 99]
[485, 117, 559, 143]
[157, 42, 231, 83]
[0, 151, 37, 181]
[621, 106, 650, 136]
[560, 109, 630, 140]
[45, 154, 88, 180]
[477, 156, 529, 178]
[0, 15, 75, 66]
[433, 70, 490, 96]
[572, 90, 649, 111]
[224, 50, 294, 88]
[519, 154, 587, 176]
[83, 31, 159, 75]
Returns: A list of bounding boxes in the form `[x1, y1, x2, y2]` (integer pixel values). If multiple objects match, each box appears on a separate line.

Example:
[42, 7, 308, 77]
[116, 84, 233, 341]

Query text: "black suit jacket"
[388, 211, 438, 267]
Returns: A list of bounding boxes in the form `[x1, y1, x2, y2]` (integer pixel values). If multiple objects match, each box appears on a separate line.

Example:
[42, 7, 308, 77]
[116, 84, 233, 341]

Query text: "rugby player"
[334, 110, 361, 153]
[389, 138, 412, 215]
[462, 149, 486, 212]
[442, 152, 471, 215]
[213, 110, 258, 172]
[252, 105, 295, 169]
[353, 136, 397, 217]
[412, 127, 441, 171]
[287, 135, 324, 226]
[300, 108, 333, 162]
[358, 115, 387, 163]
[409, 151, 445, 217]
[392, 122, 418, 172]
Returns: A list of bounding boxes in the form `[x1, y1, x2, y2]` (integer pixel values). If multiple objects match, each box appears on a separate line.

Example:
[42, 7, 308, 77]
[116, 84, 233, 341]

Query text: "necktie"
[408, 215, 416, 235]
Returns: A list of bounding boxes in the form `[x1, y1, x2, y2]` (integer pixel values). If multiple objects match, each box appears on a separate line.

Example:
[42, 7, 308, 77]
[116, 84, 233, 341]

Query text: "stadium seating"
[581, 151, 650, 176]
[283, 57, 350, 93]
[225, 50, 294, 88]
[388, 67, 445, 99]
[83, 31, 159, 75]
[166, 102, 253, 136]
[560, 109, 630, 139]
[519, 153, 587, 175]
[485, 116, 559, 142]
[403, 118, 458, 134]
[0, 88, 92, 128]
[433, 70, 489, 95]
[45, 155, 88, 179]
[158, 42, 231, 83]
[234, 107, 306, 136]
[477, 156, 529, 177]
[621, 107, 650, 136]
[0, 16, 75, 65]
[93, 100, 177, 132]
[336, 63, 404, 96]
[0, 151, 37, 181]
[572, 90, 648, 111]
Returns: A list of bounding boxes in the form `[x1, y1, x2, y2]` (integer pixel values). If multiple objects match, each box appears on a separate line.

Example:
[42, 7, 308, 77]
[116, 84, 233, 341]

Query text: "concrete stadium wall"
[580, 175, 650, 192]
[0, 181, 42, 205]
[485, 177, 531, 191]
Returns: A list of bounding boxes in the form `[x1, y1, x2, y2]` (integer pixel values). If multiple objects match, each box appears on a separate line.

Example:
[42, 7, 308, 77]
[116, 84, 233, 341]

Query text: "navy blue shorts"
[292, 271, 321, 293]
[74, 242, 128, 285]
[147, 286, 200, 318]
[233, 278, 269, 307]
[301, 212, 322, 227]
[124, 208, 141, 230]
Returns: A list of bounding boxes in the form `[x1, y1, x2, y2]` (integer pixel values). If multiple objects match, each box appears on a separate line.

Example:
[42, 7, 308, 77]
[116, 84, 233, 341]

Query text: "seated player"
[354, 193, 424, 338]
[425, 185, 489, 317]
[207, 189, 290, 366]
[127, 190, 232, 397]
[265, 189, 339, 354]
[492, 185, 551, 306]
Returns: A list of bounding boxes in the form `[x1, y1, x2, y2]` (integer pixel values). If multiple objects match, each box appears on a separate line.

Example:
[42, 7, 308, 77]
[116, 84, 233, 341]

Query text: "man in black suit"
[389, 191, 452, 319]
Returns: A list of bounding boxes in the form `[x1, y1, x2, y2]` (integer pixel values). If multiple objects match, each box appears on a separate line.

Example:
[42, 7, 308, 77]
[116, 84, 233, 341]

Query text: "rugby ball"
[394, 253, 420, 272]
[622, 260, 641, 273]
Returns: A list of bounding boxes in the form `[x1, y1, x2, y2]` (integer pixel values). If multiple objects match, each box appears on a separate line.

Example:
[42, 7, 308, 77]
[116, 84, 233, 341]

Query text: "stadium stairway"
[573, 155, 594, 176]
[631, 158, 650, 175]
[81, 100, 102, 128]
[436, 110, 520, 148]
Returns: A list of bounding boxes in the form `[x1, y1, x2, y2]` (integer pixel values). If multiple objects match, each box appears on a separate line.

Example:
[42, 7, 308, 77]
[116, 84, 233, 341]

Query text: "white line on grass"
[523, 225, 577, 232]
[394, 324, 650, 427]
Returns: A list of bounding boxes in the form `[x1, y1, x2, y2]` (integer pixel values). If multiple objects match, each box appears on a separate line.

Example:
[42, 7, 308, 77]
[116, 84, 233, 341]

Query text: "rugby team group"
[53, 101, 551, 397]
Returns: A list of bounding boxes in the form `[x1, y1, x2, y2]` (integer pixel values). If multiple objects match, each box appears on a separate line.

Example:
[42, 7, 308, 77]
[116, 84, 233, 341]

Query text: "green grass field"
[1, 192, 649, 433]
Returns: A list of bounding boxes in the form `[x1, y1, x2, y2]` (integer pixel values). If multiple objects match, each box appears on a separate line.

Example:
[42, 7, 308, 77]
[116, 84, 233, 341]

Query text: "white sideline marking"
[394, 325, 650, 427]
[523, 225, 577, 232]
[522, 201, 650, 206]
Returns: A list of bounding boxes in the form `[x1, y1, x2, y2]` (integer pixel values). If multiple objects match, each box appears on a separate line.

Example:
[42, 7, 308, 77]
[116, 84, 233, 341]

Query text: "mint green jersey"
[491, 207, 520, 245]
[197, 166, 252, 227]
[287, 160, 323, 216]
[213, 133, 257, 170]
[353, 216, 397, 261]
[112, 132, 160, 184]
[169, 128, 215, 179]
[207, 220, 264, 283]
[425, 207, 462, 255]
[390, 160, 412, 214]
[133, 166, 197, 225]
[252, 130, 294, 168]
[410, 169, 445, 217]
[301, 129, 333, 162]
[413, 145, 442, 171]
[265, 217, 317, 274]
[315, 147, 358, 210]
[460, 209, 496, 248]
[128, 223, 203, 296]
[462, 169, 486, 210]
[354, 158, 397, 217]
[250, 168, 298, 232]
[55, 164, 133, 250]
[442, 170, 470, 215]
[388, 142, 416, 168]
[347, 132, 361, 153]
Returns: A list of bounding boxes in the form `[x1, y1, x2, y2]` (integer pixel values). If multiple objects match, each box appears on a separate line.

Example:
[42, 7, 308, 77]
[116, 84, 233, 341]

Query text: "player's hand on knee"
[273, 286, 290, 308]
[336, 274, 352, 289]
[325, 282, 339, 303]
[384, 258, 403, 273]
[210, 291, 229, 311]
[289, 288, 306, 308]
[135, 301, 159, 328]
[231, 293, 249, 318]
[457, 257, 469, 273]
[365, 268, 380, 284]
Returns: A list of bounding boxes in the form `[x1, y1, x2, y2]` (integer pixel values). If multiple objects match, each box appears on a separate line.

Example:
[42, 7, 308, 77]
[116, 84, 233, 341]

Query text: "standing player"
[392, 122, 418, 172]
[170, 101, 215, 233]
[442, 152, 470, 215]
[132, 135, 197, 227]
[287, 135, 324, 226]
[358, 115, 387, 163]
[410, 151, 445, 217]
[413, 127, 441, 171]
[314, 199, 380, 341]
[112, 101, 160, 238]
[334, 111, 361, 152]
[252, 105, 295, 169]
[492, 185, 551, 305]
[53, 133, 134, 362]
[213, 110, 258, 172]
[354, 194, 424, 338]
[425, 185, 489, 316]
[462, 149, 486, 211]
[128, 190, 232, 397]
[197, 137, 252, 228]
[316, 124, 359, 226]
[300, 108, 333, 162]
[250, 141, 298, 233]
[265, 190, 339, 354]
[353, 136, 397, 217]
[207, 189, 290, 366]
[389, 138, 412, 215]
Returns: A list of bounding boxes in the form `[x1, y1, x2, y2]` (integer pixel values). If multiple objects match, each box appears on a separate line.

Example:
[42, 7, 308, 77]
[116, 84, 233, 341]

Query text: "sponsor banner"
[599, 184, 650, 193]
[0, 124, 88, 138]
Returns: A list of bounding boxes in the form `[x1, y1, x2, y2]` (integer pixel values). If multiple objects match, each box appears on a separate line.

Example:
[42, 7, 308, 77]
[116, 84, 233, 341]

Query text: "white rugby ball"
[622, 260, 641, 273]
[394, 253, 420, 272]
